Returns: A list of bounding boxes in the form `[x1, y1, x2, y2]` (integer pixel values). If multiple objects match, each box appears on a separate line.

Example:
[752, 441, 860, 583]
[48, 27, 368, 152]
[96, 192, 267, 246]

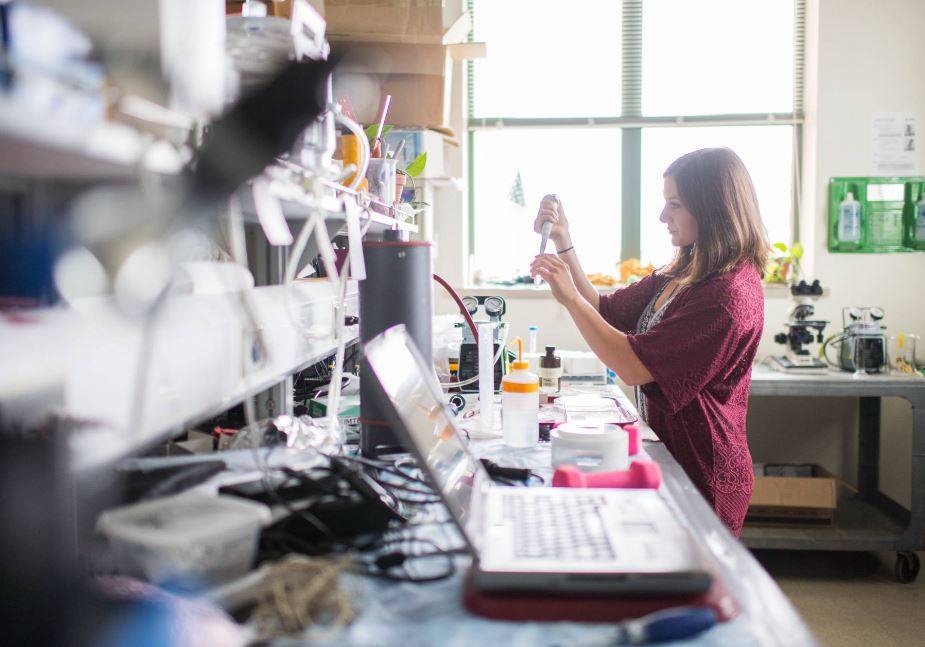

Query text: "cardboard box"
[334, 69, 452, 133]
[325, 0, 466, 44]
[332, 38, 483, 133]
[747, 463, 837, 525]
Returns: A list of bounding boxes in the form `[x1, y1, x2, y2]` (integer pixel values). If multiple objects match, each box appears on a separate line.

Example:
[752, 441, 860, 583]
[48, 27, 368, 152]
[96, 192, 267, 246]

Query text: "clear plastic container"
[551, 422, 630, 472]
[96, 493, 272, 587]
[555, 394, 619, 424]
[502, 338, 539, 447]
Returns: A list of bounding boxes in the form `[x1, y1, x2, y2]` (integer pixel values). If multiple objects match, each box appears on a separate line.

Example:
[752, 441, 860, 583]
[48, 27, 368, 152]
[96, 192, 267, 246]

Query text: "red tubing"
[432, 273, 479, 343]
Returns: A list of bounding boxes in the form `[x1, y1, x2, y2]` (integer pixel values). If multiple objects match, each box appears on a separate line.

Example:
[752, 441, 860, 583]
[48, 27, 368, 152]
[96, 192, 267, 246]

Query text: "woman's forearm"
[556, 240, 599, 310]
[564, 295, 653, 386]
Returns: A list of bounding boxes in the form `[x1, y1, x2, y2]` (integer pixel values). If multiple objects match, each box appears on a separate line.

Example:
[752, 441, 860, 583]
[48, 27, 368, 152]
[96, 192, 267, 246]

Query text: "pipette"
[539, 221, 552, 254]
[534, 196, 555, 285]
[539, 194, 557, 254]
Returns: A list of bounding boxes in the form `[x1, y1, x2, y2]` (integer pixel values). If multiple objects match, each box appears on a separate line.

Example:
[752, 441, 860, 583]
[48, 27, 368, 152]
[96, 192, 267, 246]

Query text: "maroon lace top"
[599, 263, 764, 536]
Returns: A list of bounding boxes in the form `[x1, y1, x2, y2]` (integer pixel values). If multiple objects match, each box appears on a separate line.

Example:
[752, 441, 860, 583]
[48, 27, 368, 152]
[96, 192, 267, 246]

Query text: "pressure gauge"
[461, 296, 479, 316]
[483, 296, 506, 320]
[847, 306, 862, 320]
[869, 307, 885, 321]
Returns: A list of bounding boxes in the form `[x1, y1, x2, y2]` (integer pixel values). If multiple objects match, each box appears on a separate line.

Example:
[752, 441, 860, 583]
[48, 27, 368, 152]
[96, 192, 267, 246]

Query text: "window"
[468, 0, 804, 281]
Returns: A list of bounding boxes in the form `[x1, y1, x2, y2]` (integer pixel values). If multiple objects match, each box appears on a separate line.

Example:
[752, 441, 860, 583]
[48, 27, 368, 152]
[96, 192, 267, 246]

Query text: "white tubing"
[478, 322, 495, 434]
[333, 108, 370, 191]
[439, 323, 508, 390]
[325, 252, 351, 442]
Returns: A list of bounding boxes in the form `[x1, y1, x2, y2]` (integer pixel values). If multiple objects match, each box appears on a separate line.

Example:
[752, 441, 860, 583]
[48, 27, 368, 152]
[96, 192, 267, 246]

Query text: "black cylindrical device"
[359, 235, 433, 457]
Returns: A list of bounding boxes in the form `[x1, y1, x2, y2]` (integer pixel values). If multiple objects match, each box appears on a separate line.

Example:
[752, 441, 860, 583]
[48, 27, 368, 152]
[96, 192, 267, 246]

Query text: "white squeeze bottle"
[838, 191, 862, 245]
[502, 338, 540, 447]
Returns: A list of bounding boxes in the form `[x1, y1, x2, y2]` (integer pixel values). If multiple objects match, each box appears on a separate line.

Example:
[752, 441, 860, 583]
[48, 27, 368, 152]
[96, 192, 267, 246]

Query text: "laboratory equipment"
[458, 295, 508, 393]
[501, 338, 539, 447]
[366, 157, 397, 205]
[539, 220, 553, 254]
[822, 306, 889, 374]
[359, 233, 433, 457]
[552, 460, 663, 489]
[770, 281, 829, 373]
[539, 345, 562, 394]
[533, 195, 556, 285]
[528, 325, 538, 354]
[364, 324, 711, 596]
[550, 423, 629, 473]
[555, 394, 637, 425]
[829, 176, 925, 252]
[370, 94, 392, 158]
[478, 321, 496, 435]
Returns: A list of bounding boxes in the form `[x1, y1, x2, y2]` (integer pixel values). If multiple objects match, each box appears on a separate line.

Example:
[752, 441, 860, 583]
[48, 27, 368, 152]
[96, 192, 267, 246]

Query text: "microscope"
[771, 280, 829, 373]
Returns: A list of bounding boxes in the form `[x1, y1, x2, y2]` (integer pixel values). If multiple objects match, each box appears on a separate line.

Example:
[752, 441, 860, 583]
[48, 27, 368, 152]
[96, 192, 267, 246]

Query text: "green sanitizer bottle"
[915, 189, 925, 248]
[838, 191, 862, 246]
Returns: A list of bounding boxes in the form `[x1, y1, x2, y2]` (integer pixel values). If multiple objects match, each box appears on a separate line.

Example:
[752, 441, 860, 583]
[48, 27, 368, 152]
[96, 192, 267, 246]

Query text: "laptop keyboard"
[501, 492, 617, 561]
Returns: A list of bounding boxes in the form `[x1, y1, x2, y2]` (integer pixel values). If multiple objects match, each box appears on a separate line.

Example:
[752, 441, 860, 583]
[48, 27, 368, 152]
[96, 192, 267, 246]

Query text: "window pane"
[472, 1, 621, 118]
[642, 0, 794, 116]
[640, 126, 793, 268]
[472, 128, 621, 281]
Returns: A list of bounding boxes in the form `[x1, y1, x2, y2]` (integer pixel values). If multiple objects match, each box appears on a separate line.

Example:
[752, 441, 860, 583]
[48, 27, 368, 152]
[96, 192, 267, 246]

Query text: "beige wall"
[433, 0, 925, 505]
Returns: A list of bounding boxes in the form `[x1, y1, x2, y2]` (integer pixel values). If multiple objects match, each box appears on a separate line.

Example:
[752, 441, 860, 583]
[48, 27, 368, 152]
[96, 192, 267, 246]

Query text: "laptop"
[365, 325, 712, 596]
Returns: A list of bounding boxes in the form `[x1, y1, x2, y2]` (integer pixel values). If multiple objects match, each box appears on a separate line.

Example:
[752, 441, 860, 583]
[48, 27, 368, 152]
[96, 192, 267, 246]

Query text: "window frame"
[466, 0, 805, 270]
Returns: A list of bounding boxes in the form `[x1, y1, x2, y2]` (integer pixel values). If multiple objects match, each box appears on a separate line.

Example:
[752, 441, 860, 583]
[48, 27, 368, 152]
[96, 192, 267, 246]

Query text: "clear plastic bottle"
[915, 190, 925, 246]
[502, 338, 539, 447]
[838, 191, 862, 245]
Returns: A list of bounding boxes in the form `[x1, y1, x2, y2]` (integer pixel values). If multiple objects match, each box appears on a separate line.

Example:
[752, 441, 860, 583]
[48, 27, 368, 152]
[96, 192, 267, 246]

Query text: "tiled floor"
[753, 550, 925, 647]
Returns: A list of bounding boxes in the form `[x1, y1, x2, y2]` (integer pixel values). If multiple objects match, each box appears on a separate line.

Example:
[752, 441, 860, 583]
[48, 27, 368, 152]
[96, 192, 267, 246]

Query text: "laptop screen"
[364, 325, 487, 541]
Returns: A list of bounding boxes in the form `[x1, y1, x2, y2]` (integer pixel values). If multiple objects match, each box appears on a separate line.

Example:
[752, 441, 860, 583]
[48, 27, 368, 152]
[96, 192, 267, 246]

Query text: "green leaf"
[404, 152, 427, 178]
[773, 242, 788, 253]
[791, 241, 804, 259]
[364, 124, 393, 145]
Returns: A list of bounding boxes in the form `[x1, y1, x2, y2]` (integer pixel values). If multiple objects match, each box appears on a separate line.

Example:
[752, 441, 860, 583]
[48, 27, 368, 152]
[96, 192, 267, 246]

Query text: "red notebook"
[462, 570, 739, 624]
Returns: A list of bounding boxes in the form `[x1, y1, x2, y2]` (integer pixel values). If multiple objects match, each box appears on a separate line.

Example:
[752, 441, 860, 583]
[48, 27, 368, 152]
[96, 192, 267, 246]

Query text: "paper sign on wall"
[871, 112, 919, 174]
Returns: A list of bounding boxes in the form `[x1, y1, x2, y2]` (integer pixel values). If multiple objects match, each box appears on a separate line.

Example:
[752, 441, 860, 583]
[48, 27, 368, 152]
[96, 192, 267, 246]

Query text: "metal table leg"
[858, 396, 881, 502]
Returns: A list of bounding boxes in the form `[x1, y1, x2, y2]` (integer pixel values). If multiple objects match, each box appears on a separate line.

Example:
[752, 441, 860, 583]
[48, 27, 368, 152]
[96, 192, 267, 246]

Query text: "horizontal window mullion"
[467, 113, 803, 130]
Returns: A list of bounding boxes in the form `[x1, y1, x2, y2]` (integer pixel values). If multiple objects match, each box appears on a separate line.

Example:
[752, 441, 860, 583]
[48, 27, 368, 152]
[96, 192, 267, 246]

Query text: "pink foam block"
[552, 459, 662, 489]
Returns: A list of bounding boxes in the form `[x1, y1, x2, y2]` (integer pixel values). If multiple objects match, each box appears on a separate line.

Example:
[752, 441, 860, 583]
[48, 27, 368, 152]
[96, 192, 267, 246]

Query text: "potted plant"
[396, 152, 427, 203]
[765, 241, 803, 284]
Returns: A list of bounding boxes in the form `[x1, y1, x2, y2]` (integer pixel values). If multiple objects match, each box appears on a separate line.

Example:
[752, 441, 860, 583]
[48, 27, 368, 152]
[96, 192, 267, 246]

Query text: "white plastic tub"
[97, 493, 272, 586]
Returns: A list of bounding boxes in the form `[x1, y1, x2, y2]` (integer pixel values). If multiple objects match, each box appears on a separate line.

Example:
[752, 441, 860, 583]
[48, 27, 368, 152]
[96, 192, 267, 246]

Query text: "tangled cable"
[250, 554, 357, 641]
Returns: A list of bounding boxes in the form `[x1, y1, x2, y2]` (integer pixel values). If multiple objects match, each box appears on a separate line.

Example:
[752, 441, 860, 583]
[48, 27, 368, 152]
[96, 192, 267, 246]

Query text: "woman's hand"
[534, 195, 571, 250]
[530, 254, 581, 306]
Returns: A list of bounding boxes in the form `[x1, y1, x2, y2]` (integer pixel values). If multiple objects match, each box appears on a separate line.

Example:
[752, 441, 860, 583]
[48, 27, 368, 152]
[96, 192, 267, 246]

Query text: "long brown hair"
[662, 147, 770, 285]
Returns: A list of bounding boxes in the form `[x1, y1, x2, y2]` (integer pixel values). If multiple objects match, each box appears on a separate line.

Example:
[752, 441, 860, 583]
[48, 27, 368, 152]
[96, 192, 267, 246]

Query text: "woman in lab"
[530, 147, 768, 536]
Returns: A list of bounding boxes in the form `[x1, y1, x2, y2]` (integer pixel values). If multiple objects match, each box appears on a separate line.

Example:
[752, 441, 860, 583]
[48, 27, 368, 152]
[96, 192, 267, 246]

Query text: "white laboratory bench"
[327, 389, 819, 647]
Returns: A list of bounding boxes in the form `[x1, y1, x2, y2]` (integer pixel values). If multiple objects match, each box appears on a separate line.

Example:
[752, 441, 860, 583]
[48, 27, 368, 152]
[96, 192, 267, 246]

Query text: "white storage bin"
[96, 493, 271, 586]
